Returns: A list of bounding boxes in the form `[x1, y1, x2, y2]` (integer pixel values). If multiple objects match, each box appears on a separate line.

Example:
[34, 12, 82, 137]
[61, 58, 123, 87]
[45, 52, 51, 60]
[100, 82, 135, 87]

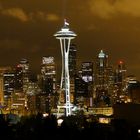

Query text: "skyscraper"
[0, 76, 4, 106]
[41, 56, 56, 94]
[95, 50, 110, 107]
[15, 65, 23, 92]
[54, 20, 76, 116]
[15, 58, 30, 92]
[113, 60, 127, 103]
[69, 44, 77, 78]
[3, 72, 15, 107]
[39, 56, 56, 113]
[69, 44, 77, 104]
[0, 67, 14, 107]
[75, 62, 93, 107]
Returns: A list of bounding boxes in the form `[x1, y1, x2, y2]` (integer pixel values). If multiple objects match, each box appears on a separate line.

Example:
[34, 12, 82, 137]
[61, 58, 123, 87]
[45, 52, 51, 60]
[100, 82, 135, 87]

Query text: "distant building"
[14, 65, 23, 92]
[69, 44, 77, 103]
[0, 67, 14, 107]
[75, 62, 93, 107]
[0, 76, 4, 106]
[95, 50, 111, 107]
[69, 44, 77, 78]
[12, 59, 31, 115]
[3, 71, 15, 106]
[75, 70, 87, 105]
[113, 61, 127, 103]
[39, 56, 56, 113]
[25, 82, 41, 115]
[15, 58, 30, 93]
[126, 76, 140, 104]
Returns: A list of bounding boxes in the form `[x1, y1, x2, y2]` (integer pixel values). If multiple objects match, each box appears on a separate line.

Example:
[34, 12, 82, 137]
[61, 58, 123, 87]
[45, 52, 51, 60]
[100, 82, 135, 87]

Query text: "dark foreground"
[0, 113, 140, 140]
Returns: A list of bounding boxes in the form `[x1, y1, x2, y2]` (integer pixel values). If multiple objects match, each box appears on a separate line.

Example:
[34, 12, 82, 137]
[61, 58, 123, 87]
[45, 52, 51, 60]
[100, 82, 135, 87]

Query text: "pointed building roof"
[98, 50, 105, 58]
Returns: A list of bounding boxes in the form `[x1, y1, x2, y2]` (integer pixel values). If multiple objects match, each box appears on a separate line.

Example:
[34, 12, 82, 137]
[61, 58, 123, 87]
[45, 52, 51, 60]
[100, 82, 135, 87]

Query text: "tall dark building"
[3, 71, 15, 107]
[75, 62, 93, 107]
[126, 76, 140, 103]
[0, 67, 14, 107]
[69, 44, 77, 103]
[69, 44, 77, 78]
[15, 65, 23, 92]
[15, 58, 30, 92]
[39, 56, 56, 113]
[115, 61, 126, 83]
[75, 70, 86, 106]
[113, 61, 127, 103]
[41, 56, 56, 95]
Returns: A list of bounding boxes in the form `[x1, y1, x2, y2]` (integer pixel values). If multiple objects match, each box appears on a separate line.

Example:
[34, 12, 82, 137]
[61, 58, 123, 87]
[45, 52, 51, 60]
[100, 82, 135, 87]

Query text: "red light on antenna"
[17, 64, 21, 68]
[119, 60, 123, 64]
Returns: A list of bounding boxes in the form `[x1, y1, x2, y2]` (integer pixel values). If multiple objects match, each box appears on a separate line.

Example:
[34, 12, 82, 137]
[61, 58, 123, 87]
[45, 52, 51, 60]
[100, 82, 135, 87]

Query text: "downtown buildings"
[0, 49, 139, 116]
[0, 48, 139, 116]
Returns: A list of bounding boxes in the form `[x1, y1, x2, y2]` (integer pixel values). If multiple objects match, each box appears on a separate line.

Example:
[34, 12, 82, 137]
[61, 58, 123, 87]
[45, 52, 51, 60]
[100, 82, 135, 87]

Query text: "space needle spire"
[54, 20, 76, 116]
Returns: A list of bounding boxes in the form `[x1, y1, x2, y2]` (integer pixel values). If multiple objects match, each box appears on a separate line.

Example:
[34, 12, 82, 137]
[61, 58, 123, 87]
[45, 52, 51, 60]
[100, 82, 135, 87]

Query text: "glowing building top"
[98, 50, 106, 58]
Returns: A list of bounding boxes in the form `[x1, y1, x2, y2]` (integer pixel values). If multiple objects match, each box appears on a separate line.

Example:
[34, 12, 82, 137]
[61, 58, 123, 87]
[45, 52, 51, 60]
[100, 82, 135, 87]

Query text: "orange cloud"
[89, 0, 115, 19]
[1, 8, 28, 22]
[0, 3, 60, 23]
[46, 13, 59, 21]
[89, 0, 140, 19]
[30, 11, 60, 21]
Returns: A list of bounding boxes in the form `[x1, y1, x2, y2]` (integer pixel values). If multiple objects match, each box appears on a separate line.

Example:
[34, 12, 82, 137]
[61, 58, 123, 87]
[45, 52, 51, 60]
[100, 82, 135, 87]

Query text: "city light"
[57, 119, 63, 126]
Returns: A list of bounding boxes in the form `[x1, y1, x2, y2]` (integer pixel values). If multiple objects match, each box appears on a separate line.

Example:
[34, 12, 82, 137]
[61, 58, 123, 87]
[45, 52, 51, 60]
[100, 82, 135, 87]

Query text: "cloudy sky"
[0, 0, 140, 79]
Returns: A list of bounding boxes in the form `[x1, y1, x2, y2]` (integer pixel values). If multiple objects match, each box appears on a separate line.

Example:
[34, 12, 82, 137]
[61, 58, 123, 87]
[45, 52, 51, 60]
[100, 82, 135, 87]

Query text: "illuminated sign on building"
[42, 57, 54, 64]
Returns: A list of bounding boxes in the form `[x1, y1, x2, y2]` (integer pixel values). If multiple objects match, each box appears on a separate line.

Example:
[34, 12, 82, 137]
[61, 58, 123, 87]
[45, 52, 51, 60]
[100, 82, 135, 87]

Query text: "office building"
[39, 56, 56, 113]
[95, 50, 111, 107]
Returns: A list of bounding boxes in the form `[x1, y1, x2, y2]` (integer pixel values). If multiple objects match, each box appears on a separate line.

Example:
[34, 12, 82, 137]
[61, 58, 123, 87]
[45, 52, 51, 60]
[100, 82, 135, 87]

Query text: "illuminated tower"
[95, 50, 110, 107]
[54, 20, 76, 116]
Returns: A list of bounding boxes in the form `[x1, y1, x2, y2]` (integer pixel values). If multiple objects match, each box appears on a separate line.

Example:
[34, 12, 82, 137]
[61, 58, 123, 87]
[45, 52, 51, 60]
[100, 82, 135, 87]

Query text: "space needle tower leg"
[54, 20, 76, 116]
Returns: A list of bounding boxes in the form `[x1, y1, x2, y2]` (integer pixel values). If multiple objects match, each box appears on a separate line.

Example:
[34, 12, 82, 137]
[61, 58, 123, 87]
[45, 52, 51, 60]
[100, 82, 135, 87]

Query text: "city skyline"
[0, 0, 140, 80]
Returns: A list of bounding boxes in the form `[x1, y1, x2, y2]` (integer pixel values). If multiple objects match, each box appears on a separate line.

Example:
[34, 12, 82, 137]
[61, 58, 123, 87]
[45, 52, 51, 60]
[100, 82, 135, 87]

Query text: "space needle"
[54, 20, 76, 116]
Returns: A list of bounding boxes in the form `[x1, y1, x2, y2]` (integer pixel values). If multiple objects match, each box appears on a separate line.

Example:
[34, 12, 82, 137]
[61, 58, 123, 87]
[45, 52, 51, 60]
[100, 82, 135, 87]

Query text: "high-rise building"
[15, 65, 23, 92]
[113, 60, 127, 103]
[95, 50, 108, 86]
[39, 56, 56, 113]
[69, 44, 77, 78]
[3, 72, 15, 106]
[25, 82, 40, 115]
[126, 75, 140, 103]
[69, 44, 77, 104]
[12, 59, 31, 115]
[95, 50, 111, 107]
[41, 56, 56, 94]
[115, 61, 126, 84]
[0, 67, 14, 108]
[15, 58, 30, 92]
[75, 62, 93, 107]
[0, 76, 4, 106]
[81, 62, 93, 84]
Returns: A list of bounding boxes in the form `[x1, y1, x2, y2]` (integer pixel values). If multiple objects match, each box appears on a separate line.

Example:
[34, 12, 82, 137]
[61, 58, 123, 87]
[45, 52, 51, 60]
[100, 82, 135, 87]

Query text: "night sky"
[0, 0, 140, 80]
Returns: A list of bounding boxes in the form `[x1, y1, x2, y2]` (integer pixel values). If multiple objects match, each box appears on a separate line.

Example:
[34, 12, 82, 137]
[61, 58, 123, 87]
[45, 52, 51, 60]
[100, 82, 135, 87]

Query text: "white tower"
[54, 20, 76, 116]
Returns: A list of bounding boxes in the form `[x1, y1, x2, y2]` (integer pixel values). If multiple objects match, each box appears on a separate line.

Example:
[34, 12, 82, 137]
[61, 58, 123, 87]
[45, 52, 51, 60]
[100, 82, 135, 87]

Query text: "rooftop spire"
[98, 50, 105, 58]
